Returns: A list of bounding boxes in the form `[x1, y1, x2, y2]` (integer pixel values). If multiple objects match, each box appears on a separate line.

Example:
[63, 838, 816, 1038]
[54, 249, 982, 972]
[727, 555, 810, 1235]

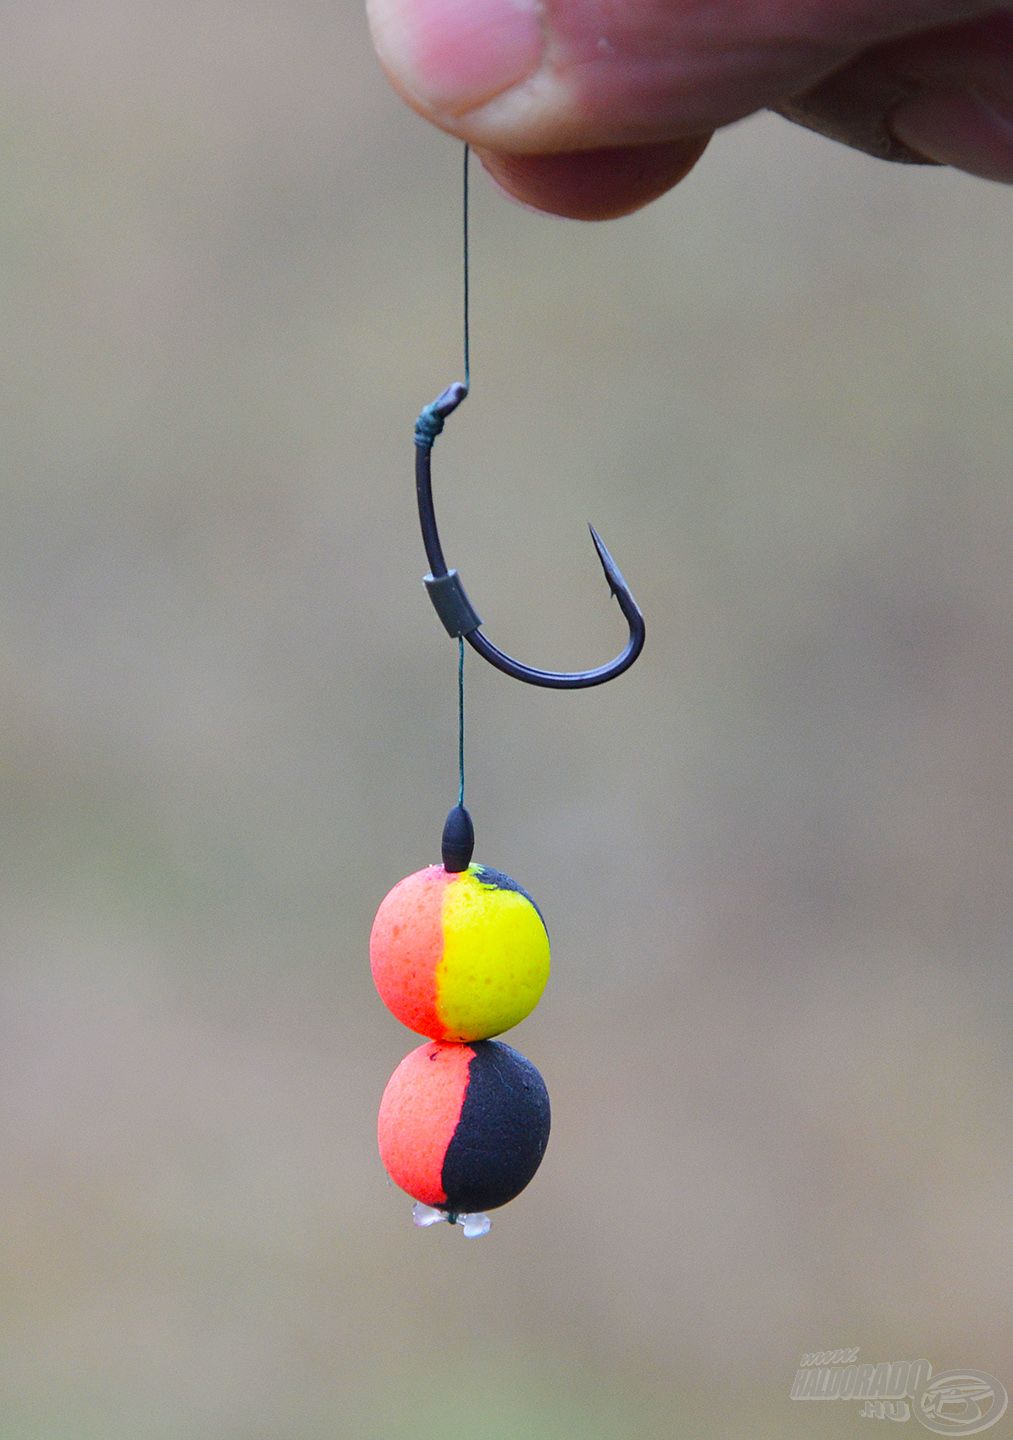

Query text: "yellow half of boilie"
[434, 864, 550, 1041]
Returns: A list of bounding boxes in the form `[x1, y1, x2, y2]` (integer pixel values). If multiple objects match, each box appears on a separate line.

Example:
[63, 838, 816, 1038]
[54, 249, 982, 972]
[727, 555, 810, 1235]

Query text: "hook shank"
[414, 385, 645, 690]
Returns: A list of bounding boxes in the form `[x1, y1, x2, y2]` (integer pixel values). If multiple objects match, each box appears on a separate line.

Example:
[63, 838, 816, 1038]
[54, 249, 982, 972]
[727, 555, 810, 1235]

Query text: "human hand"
[366, 1, 1013, 217]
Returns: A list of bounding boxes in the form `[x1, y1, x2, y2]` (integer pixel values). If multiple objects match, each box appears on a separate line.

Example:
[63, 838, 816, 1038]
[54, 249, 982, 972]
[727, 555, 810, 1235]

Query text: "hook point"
[588, 524, 623, 597]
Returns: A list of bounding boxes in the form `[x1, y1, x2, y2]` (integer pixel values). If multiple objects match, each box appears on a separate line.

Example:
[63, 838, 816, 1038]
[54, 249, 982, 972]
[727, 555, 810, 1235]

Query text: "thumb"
[365, 0, 767, 152]
[364, 0, 947, 149]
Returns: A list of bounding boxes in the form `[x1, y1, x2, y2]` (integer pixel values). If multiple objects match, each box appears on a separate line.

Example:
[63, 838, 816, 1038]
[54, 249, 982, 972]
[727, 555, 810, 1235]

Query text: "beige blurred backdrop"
[2, 5, 1011, 1439]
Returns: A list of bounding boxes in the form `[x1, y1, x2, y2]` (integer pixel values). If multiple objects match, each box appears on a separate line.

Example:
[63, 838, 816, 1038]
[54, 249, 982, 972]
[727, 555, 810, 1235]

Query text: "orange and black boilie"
[372, 147, 645, 1237]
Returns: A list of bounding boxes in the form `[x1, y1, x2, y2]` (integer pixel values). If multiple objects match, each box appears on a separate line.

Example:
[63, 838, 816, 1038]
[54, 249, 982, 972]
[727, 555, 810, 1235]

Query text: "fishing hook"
[414, 382, 646, 690]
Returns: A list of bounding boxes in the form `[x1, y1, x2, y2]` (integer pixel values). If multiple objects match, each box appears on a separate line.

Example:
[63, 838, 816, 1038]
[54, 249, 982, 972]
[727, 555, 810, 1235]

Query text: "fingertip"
[367, 0, 545, 119]
[475, 137, 712, 220]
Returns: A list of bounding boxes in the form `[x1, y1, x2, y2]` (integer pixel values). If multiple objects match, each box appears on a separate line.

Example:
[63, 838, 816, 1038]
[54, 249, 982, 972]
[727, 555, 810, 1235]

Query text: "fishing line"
[457, 145, 470, 809]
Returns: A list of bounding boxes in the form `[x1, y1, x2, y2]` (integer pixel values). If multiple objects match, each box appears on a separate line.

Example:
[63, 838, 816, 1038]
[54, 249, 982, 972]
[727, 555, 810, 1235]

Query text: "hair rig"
[372, 146, 646, 1237]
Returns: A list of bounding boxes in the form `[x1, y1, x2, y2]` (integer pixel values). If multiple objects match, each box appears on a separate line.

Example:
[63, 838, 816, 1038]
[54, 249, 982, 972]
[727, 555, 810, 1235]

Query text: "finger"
[775, 11, 1013, 182]
[366, 0, 1001, 152]
[476, 12, 1012, 218]
[475, 136, 711, 219]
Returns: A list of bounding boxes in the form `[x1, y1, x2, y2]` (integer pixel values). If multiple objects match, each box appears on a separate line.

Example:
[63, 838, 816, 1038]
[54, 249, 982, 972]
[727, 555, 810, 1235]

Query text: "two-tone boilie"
[371, 805, 551, 1237]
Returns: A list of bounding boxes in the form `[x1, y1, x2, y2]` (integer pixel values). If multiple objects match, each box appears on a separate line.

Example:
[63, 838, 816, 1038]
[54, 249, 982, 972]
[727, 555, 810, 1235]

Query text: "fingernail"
[889, 86, 1013, 183]
[368, 0, 544, 117]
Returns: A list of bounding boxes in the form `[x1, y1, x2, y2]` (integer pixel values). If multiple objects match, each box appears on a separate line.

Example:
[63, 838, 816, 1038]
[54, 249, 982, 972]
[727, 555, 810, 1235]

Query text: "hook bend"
[414, 383, 645, 690]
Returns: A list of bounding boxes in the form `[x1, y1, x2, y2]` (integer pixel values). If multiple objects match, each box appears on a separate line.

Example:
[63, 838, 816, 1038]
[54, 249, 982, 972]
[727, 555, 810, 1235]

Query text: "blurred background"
[2, 4, 1010, 1438]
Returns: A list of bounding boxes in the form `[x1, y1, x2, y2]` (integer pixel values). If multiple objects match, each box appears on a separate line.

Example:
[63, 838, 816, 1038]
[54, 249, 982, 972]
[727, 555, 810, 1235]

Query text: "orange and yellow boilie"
[370, 862, 549, 1042]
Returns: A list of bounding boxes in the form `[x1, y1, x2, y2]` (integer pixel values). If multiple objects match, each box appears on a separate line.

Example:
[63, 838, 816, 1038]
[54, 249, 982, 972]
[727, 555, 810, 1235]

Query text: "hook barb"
[414, 387, 645, 690]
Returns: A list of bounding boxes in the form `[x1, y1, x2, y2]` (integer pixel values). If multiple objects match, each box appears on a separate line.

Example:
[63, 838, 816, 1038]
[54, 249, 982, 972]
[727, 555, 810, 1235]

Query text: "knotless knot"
[414, 404, 445, 449]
